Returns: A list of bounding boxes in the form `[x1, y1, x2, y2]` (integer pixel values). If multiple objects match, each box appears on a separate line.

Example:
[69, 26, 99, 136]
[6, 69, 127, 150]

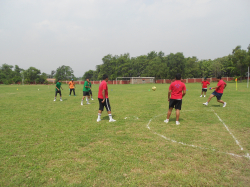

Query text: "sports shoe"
[176, 121, 180, 125]
[53, 99, 56, 101]
[97, 118, 101, 122]
[200, 95, 202, 97]
[91, 98, 94, 100]
[60, 99, 63, 101]
[203, 102, 208, 106]
[87, 102, 90, 104]
[204, 95, 206, 97]
[109, 119, 116, 122]
[69, 95, 71, 96]
[164, 119, 169, 123]
[81, 101, 83, 105]
[223, 102, 227, 107]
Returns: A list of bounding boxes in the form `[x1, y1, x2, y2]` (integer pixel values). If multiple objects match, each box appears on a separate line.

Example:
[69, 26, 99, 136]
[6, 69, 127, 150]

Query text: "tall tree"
[54, 65, 74, 81]
[23, 67, 41, 83]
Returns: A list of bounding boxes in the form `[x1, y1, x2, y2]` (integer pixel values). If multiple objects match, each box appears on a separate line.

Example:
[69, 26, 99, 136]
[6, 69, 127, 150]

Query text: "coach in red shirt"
[97, 74, 116, 122]
[203, 75, 227, 107]
[164, 73, 186, 125]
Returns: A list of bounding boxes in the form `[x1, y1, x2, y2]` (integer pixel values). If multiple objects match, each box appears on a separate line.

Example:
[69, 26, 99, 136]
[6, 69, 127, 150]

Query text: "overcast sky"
[0, 0, 250, 77]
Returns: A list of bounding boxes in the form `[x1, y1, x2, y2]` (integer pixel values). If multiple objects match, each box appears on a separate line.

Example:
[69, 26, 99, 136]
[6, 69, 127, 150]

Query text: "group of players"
[54, 74, 116, 122]
[53, 74, 227, 125]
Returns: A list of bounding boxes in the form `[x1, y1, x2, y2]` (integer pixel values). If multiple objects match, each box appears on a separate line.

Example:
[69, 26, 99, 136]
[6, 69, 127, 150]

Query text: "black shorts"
[202, 88, 207, 92]
[55, 90, 61, 96]
[212, 91, 223, 100]
[98, 98, 111, 111]
[89, 90, 92, 95]
[169, 99, 182, 110]
[83, 91, 89, 96]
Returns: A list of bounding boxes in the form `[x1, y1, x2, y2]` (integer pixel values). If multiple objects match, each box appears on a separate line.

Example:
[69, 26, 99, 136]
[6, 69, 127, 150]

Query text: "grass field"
[0, 82, 250, 186]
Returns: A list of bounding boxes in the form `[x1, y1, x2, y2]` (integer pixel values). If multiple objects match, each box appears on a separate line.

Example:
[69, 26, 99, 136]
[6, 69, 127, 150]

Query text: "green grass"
[0, 82, 250, 186]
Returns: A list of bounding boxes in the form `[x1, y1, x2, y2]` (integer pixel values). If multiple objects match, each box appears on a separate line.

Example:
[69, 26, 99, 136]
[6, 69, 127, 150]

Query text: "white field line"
[212, 109, 244, 151]
[146, 112, 250, 160]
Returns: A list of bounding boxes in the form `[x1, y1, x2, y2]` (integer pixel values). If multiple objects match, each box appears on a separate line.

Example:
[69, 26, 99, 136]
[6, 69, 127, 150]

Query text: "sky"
[0, 0, 250, 77]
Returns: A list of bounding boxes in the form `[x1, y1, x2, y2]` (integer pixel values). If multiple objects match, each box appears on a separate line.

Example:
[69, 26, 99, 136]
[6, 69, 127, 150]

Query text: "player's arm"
[224, 83, 227, 88]
[168, 90, 172, 102]
[55, 86, 59, 91]
[210, 86, 219, 90]
[182, 90, 186, 97]
[102, 89, 105, 103]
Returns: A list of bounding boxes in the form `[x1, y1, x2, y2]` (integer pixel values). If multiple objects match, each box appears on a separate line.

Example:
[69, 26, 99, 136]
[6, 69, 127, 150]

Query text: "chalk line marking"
[146, 111, 250, 159]
[211, 109, 244, 151]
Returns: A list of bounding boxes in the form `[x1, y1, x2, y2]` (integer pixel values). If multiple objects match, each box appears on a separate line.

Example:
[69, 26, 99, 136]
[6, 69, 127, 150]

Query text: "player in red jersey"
[164, 73, 186, 125]
[203, 75, 227, 107]
[200, 77, 210, 97]
[97, 74, 116, 122]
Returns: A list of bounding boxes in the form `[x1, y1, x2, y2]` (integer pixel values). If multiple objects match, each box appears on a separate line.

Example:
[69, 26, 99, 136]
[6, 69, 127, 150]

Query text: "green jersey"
[83, 81, 90, 92]
[55, 82, 61, 91]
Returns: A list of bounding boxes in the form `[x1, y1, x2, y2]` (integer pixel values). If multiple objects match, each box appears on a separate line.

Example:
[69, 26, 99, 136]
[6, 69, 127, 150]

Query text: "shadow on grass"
[211, 105, 221, 107]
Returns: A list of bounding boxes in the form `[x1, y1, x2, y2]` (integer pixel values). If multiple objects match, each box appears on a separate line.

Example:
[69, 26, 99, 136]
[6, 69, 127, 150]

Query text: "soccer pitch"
[0, 82, 250, 186]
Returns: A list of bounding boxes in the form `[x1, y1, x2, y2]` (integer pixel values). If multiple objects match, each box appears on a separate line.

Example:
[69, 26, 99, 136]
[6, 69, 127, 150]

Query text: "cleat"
[200, 95, 202, 97]
[109, 119, 116, 122]
[60, 99, 63, 101]
[54, 99, 56, 101]
[164, 119, 169, 123]
[176, 121, 180, 125]
[81, 102, 83, 105]
[203, 102, 208, 106]
[223, 102, 227, 107]
[91, 98, 94, 100]
[97, 119, 101, 122]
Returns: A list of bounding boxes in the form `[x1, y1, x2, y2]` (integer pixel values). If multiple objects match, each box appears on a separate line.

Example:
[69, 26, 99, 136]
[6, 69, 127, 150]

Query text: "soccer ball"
[152, 86, 156, 91]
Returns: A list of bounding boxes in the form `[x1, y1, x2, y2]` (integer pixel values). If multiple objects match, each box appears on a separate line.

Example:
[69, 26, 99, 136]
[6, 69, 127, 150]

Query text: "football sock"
[109, 114, 112, 120]
[60, 97, 62, 99]
[98, 113, 101, 120]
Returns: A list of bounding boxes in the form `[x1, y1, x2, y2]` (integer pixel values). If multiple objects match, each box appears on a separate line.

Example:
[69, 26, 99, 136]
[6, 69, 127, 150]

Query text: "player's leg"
[86, 92, 90, 104]
[175, 109, 180, 124]
[216, 93, 226, 107]
[105, 98, 115, 122]
[200, 90, 203, 97]
[97, 99, 104, 122]
[175, 100, 182, 125]
[59, 91, 62, 101]
[69, 89, 72, 96]
[204, 89, 207, 97]
[73, 89, 75, 96]
[54, 90, 57, 101]
[203, 92, 215, 106]
[165, 99, 175, 123]
[81, 92, 86, 105]
[90, 90, 94, 100]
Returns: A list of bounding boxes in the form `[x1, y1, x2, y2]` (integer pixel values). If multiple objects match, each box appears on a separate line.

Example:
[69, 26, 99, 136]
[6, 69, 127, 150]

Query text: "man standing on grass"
[164, 73, 186, 125]
[81, 78, 91, 105]
[97, 74, 116, 122]
[200, 77, 210, 97]
[68, 79, 76, 96]
[54, 79, 63, 101]
[86, 81, 94, 101]
[203, 75, 227, 107]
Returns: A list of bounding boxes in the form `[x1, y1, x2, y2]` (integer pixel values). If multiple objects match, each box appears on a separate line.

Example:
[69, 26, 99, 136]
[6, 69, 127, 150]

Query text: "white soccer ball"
[152, 86, 156, 91]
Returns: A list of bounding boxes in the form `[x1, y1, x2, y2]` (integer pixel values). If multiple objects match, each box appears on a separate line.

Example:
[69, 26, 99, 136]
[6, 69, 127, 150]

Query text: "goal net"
[115, 77, 155, 84]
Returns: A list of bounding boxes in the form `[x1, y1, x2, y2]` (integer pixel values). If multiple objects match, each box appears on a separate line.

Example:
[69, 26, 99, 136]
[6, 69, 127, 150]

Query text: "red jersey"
[98, 80, 108, 99]
[169, 80, 186, 99]
[215, 80, 226, 93]
[201, 80, 210, 88]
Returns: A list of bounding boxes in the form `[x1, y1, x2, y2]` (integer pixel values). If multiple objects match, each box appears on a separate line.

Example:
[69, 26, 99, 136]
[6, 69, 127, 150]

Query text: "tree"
[82, 70, 94, 80]
[23, 67, 41, 83]
[54, 65, 75, 81]
[0, 64, 14, 84]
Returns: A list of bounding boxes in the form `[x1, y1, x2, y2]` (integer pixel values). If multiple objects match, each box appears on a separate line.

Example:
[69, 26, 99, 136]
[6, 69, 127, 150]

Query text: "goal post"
[115, 77, 155, 84]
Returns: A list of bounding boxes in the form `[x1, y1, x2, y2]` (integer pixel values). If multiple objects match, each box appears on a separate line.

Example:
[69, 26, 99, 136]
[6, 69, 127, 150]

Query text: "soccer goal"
[116, 77, 155, 84]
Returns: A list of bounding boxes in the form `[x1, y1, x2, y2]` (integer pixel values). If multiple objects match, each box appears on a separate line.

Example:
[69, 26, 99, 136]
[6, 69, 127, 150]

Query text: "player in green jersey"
[81, 78, 91, 105]
[54, 79, 63, 101]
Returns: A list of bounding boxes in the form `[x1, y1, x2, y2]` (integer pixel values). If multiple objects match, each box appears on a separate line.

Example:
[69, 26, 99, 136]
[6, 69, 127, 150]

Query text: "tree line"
[0, 65, 76, 84]
[83, 45, 250, 81]
[1, 45, 249, 84]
